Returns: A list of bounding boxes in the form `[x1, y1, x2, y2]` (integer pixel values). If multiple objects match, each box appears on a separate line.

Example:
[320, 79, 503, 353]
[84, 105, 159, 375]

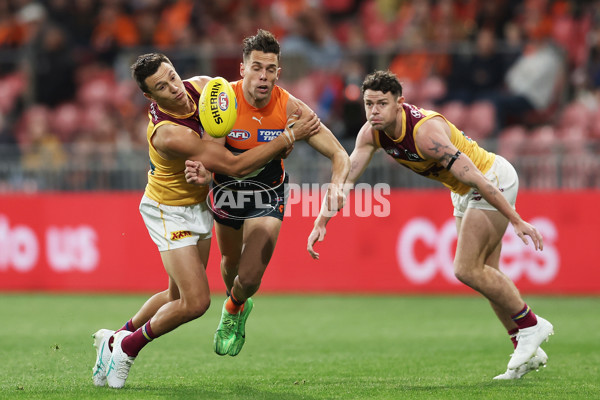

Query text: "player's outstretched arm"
[307, 122, 377, 259]
[288, 96, 349, 211]
[304, 125, 350, 212]
[415, 118, 544, 251]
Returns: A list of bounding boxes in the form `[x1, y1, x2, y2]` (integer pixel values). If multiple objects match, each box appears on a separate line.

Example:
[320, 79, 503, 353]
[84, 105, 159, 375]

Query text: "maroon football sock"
[121, 321, 157, 357]
[511, 304, 538, 330]
[109, 319, 136, 351]
[119, 319, 135, 332]
[508, 328, 519, 349]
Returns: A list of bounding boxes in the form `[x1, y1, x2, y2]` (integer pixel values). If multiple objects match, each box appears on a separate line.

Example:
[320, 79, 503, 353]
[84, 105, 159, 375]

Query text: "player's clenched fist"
[184, 160, 212, 186]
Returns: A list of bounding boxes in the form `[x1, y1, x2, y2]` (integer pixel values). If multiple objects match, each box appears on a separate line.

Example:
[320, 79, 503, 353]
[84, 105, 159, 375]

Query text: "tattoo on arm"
[428, 139, 457, 168]
[484, 182, 498, 198]
[457, 165, 469, 179]
[428, 139, 449, 155]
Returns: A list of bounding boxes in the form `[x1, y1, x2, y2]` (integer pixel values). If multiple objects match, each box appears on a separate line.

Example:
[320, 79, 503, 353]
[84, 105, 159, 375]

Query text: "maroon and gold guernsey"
[144, 80, 209, 206]
[373, 103, 496, 195]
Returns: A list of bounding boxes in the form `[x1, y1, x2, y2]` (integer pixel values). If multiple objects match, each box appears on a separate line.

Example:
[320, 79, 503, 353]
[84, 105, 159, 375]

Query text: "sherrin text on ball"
[199, 77, 237, 138]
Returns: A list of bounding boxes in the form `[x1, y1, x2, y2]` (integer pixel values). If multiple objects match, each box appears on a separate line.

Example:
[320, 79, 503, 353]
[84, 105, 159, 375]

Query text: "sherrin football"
[199, 77, 237, 138]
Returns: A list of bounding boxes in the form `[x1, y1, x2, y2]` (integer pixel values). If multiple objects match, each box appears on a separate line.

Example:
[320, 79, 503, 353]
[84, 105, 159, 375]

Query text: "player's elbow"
[228, 171, 247, 179]
[226, 162, 251, 178]
[330, 150, 351, 179]
[336, 151, 351, 171]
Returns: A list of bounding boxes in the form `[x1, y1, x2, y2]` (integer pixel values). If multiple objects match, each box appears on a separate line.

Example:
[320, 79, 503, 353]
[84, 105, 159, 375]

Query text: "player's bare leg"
[454, 209, 524, 311]
[232, 217, 281, 355]
[94, 273, 182, 386]
[213, 217, 281, 355]
[127, 287, 180, 331]
[481, 233, 550, 379]
[149, 240, 212, 334]
[233, 216, 282, 301]
[215, 222, 244, 292]
[454, 210, 552, 374]
[455, 215, 518, 327]
[107, 240, 211, 388]
[213, 223, 244, 355]
[95, 273, 183, 385]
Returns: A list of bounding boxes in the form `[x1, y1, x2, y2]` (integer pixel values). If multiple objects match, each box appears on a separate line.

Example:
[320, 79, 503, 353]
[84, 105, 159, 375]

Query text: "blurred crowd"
[0, 0, 599, 190]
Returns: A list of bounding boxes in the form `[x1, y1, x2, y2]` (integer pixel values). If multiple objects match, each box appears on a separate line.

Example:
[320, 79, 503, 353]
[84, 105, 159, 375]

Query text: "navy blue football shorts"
[211, 174, 289, 230]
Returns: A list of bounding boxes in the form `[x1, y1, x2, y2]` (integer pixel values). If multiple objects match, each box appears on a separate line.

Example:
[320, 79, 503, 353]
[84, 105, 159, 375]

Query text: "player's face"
[143, 62, 189, 109]
[240, 50, 281, 106]
[363, 90, 402, 130]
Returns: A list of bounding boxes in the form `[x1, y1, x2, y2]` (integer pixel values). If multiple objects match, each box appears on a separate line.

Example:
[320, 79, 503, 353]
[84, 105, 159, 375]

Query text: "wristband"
[446, 150, 461, 170]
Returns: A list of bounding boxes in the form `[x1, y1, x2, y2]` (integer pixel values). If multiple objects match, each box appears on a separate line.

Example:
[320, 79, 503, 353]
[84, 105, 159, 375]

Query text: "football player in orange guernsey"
[307, 70, 554, 380]
[185, 29, 350, 357]
[90, 52, 320, 389]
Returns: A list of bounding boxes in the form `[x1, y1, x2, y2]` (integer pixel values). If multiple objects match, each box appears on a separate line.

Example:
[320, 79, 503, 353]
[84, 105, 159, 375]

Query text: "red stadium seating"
[463, 101, 496, 141]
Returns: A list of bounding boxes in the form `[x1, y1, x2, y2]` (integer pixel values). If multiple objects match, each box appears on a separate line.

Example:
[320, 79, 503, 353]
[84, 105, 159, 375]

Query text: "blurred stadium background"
[0, 0, 599, 191]
[1, 0, 599, 295]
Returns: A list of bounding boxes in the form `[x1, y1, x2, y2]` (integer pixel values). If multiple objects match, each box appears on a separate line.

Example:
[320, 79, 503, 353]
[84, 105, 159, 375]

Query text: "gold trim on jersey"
[375, 106, 495, 195]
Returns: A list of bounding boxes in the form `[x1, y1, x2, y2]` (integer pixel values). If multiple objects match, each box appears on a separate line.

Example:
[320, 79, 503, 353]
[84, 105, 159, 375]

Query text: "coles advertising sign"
[0, 190, 599, 294]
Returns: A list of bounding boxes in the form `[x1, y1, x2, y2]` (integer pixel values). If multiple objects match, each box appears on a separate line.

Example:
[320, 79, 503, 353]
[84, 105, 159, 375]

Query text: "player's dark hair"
[131, 53, 173, 93]
[362, 70, 403, 98]
[242, 29, 281, 63]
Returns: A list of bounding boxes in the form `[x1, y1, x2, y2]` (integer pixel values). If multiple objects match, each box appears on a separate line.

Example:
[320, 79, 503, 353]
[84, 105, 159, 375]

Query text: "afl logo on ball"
[218, 92, 229, 111]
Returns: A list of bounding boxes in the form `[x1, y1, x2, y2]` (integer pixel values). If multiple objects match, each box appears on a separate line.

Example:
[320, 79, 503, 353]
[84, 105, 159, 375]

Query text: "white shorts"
[139, 195, 213, 252]
[451, 155, 519, 218]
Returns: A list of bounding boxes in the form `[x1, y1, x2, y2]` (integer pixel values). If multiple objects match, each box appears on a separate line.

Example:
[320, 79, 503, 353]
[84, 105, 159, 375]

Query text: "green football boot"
[213, 298, 240, 356]
[228, 298, 254, 357]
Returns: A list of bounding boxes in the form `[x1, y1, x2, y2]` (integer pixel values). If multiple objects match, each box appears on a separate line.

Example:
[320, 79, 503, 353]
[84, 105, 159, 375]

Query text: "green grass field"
[0, 294, 598, 400]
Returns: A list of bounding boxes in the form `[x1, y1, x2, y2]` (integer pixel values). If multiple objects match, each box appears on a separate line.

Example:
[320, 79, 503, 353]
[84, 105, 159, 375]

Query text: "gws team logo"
[208, 180, 279, 220]
[228, 129, 251, 141]
[396, 216, 559, 285]
[218, 92, 229, 111]
[257, 129, 284, 142]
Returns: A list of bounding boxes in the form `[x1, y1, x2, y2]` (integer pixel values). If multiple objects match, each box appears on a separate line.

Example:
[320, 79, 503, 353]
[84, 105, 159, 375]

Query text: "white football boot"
[494, 347, 548, 380]
[106, 331, 136, 389]
[91, 329, 115, 386]
[507, 316, 553, 370]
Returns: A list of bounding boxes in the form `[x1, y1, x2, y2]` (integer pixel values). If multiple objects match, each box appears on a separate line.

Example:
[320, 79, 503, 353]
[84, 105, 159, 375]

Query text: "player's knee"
[454, 263, 474, 286]
[165, 289, 179, 302]
[221, 257, 240, 272]
[185, 295, 211, 320]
